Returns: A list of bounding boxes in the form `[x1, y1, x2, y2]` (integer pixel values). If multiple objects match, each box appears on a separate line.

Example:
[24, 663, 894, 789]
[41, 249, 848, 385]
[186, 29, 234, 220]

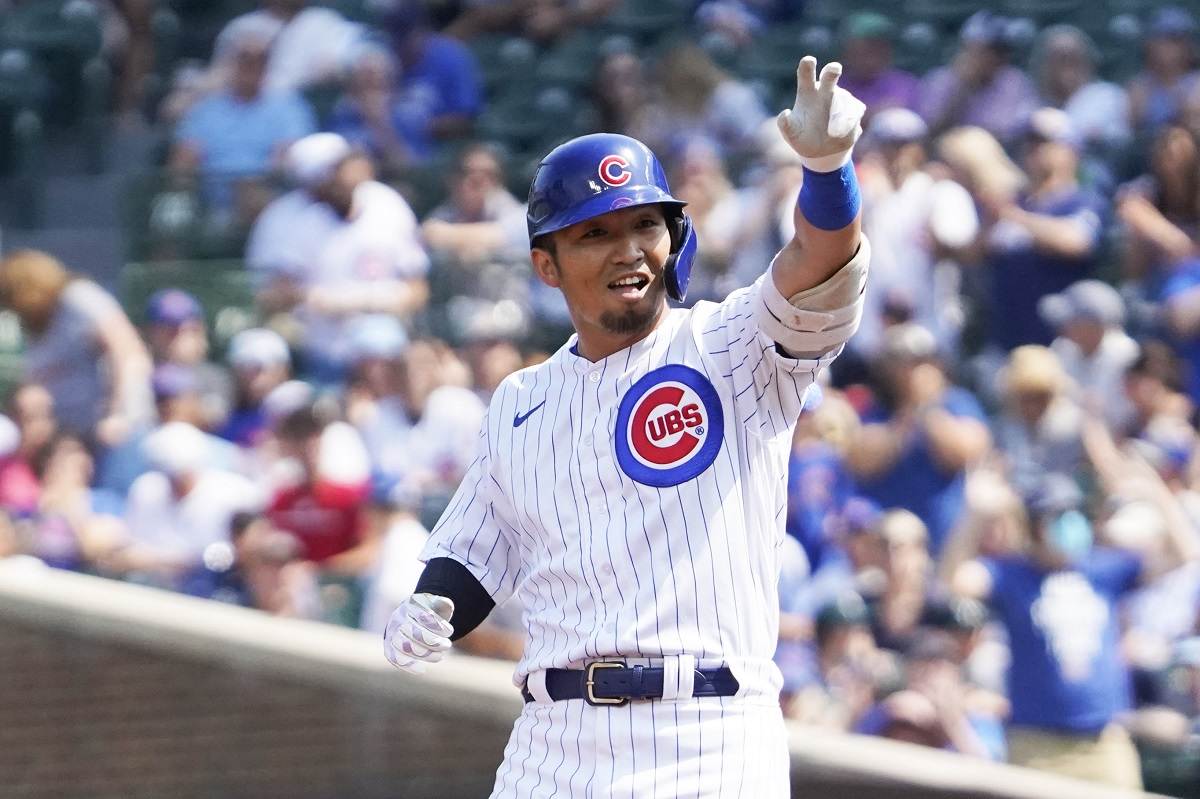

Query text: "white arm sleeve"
[753, 235, 871, 358]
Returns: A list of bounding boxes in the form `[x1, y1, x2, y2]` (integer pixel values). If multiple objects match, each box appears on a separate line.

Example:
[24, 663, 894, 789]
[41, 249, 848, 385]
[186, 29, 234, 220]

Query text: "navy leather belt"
[522, 662, 740, 706]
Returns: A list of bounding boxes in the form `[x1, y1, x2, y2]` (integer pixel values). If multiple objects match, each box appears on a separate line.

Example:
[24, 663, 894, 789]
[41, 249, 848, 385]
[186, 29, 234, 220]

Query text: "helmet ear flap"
[664, 212, 697, 303]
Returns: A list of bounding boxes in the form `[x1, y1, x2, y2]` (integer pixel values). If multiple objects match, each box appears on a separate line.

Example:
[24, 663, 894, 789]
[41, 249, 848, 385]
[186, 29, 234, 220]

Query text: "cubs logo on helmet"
[615, 365, 724, 487]
[598, 154, 632, 187]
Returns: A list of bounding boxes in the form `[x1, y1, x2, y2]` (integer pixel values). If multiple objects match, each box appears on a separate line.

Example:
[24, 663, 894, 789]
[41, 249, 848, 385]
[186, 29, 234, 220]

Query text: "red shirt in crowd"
[267, 479, 367, 563]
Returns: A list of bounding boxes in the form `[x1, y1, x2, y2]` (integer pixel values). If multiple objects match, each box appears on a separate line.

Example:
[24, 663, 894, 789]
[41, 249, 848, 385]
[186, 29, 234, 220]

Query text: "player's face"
[532, 204, 672, 357]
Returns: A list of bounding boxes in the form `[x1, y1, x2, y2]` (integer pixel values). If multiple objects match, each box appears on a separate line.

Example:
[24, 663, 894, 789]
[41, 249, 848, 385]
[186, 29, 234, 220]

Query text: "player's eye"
[637, 216, 661, 229]
[580, 227, 607, 239]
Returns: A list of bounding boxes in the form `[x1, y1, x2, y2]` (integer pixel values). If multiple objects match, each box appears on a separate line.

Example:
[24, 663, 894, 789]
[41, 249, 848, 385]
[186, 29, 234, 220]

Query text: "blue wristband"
[798, 163, 861, 231]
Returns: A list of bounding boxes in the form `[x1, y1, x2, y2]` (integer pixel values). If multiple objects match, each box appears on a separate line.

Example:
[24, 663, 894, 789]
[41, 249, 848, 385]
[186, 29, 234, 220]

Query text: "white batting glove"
[776, 56, 866, 172]
[383, 592, 455, 674]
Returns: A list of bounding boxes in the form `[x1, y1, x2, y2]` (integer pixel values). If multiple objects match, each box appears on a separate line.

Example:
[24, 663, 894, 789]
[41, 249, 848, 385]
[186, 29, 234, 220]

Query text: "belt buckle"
[584, 661, 628, 707]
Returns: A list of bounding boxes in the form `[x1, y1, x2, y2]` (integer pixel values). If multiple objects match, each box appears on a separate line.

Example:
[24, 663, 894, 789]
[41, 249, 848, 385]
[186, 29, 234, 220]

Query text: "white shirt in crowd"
[124, 469, 264, 564]
[247, 181, 430, 365]
[360, 514, 430, 633]
[216, 8, 363, 92]
[1050, 328, 1139, 431]
[861, 169, 978, 355]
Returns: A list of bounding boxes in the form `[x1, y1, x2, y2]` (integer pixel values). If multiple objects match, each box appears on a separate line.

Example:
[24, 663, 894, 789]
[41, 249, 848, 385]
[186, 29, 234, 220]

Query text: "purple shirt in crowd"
[917, 65, 1039, 143]
[841, 69, 921, 116]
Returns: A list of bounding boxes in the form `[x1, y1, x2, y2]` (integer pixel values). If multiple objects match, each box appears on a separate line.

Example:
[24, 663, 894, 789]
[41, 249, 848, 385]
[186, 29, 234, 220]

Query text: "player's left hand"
[776, 56, 866, 170]
[383, 592, 455, 674]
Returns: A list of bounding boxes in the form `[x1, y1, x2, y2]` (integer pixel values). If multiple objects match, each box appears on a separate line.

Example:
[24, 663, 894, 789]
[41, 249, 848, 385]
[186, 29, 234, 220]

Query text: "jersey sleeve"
[418, 415, 523, 606]
[697, 285, 839, 434]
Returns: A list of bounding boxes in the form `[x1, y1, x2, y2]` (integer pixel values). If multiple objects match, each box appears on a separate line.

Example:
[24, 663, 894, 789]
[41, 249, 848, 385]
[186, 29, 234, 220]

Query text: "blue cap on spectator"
[347, 314, 408, 361]
[1148, 6, 1197, 38]
[869, 108, 928, 144]
[146, 288, 203, 327]
[152, 363, 198, 400]
[1039, 279, 1124, 328]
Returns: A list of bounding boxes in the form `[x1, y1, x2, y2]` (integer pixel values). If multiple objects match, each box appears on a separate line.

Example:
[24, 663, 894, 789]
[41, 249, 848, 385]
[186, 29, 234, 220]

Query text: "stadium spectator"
[1127, 6, 1200, 136]
[702, 119, 805, 297]
[837, 12, 920, 121]
[459, 330, 524, 403]
[857, 108, 977, 357]
[993, 345, 1086, 489]
[785, 385, 857, 573]
[265, 399, 376, 578]
[0, 251, 153, 452]
[1122, 341, 1193, 439]
[113, 422, 263, 590]
[868, 510, 936, 654]
[384, 0, 482, 141]
[247, 133, 430, 381]
[444, 0, 619, 44]
[0, 414, 35, 517]
[786, 592, 899, 728]
[591, 49, 660, 144]
[169, 20, 315, 217]
[218, 328, 292, 448]
[980, 108, 1106, 352]
[214, 0, 363, 93]
[1040, 280, 1139, 431]
[857, 631, 1004, 758]
[785, 497, 887, 625]
[327, 43, 430, 172]
[917, 11, 1038, 145]
[8, 383, 57, 472]
[421, 143, 528, 276]
[644, 44, 768, 159]
[29, 432, 126, 573]
[1031, 25, 1131, 155]
[1116, 125, 1200, 282]
[948, 473, 1196, 789]
[359, 479, 428, 633]
[186, 510, 322, 617]
[142, 289, 233, 432]
[846, 323, 991, 555]
[343, 315, 411, 484]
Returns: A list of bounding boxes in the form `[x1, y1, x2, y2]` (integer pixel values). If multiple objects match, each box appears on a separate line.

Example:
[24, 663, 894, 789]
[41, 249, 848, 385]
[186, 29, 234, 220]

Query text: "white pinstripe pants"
[488, 697, 790, 798]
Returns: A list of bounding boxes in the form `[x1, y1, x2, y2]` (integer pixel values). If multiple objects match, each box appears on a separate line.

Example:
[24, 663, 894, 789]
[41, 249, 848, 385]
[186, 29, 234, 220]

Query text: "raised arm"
[772, 57, 865, 297]
[753, 56, 870, 360]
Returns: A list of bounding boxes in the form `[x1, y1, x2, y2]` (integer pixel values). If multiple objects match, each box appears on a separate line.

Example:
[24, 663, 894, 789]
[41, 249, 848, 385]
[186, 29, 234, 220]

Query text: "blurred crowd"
[3, 0, 1200, 793]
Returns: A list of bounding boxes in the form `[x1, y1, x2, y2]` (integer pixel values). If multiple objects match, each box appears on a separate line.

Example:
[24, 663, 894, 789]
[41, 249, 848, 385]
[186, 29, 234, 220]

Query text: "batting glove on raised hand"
[776, 56, 866, 172]
[383, 592, 455, 674]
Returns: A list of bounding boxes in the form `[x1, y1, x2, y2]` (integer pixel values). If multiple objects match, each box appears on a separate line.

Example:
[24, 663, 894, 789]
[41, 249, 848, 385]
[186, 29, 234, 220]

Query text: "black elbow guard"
[414, 557, 497, 641]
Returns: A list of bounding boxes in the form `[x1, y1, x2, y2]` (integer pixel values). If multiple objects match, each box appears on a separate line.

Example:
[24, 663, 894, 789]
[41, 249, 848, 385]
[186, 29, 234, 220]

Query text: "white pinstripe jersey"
[421, 276, 839, 698]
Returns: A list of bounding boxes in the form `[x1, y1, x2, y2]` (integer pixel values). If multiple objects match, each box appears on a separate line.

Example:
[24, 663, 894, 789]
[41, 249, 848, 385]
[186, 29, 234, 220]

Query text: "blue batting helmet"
[526, 133, 698, 302]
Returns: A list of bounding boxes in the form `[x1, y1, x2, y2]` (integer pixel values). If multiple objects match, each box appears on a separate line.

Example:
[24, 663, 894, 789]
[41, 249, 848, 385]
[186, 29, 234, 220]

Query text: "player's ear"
[530, 246, 561, 289]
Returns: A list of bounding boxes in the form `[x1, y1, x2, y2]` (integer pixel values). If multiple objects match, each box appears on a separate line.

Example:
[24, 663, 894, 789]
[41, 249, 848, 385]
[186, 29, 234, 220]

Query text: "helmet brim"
[529, 185, 686, 243]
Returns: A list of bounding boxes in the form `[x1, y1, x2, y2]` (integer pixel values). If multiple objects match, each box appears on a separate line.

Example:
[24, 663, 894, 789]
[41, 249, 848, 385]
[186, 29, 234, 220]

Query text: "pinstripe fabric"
[422, 285, 839, 797]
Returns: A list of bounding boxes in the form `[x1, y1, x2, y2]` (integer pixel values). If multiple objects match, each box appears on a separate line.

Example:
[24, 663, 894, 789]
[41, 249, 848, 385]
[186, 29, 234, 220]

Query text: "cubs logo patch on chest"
[615, 364, 724, 487]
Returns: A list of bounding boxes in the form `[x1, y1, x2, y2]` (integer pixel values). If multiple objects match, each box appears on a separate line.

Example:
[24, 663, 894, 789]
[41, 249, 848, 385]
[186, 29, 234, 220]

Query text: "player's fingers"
[406, 604, 454, 637]
[411, 594, 456, 636]
[409, 624, 451, 649]
[817, 61, 842, 95]
[399, 637, 434, 659]
[776, 109, 795, 139]
[795, 56, 818, 100]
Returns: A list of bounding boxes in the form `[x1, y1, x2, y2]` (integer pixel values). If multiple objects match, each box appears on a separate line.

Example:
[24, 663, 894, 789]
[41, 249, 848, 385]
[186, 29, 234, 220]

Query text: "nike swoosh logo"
[513, 401, 546, 427]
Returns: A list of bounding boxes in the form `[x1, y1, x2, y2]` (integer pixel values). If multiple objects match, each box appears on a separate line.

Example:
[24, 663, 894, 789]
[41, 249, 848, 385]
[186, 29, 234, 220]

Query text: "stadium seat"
[0, 0, 104, 126]
[120, 259, 259, 351]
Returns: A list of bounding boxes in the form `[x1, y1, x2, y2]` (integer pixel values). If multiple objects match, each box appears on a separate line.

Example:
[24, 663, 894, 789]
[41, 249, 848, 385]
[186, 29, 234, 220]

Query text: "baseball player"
[385, 56, 869, 797]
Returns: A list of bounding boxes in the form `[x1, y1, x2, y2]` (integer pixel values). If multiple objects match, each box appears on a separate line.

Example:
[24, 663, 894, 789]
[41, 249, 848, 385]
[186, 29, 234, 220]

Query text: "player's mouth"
[607, 272, 651, 300]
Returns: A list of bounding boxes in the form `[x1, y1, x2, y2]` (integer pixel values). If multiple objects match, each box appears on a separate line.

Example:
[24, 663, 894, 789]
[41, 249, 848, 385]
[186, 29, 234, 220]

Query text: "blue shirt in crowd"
[327, 94, 433, 161]
[855, 387, 986, 554]
[400, 34, 481, 121]
[176, 89, 316, 209]
[982, 548, 1141, 733]
[987, 187, 1105, 350]
[1160, 258, 1200, 406]
[786, 441, 853, 571]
